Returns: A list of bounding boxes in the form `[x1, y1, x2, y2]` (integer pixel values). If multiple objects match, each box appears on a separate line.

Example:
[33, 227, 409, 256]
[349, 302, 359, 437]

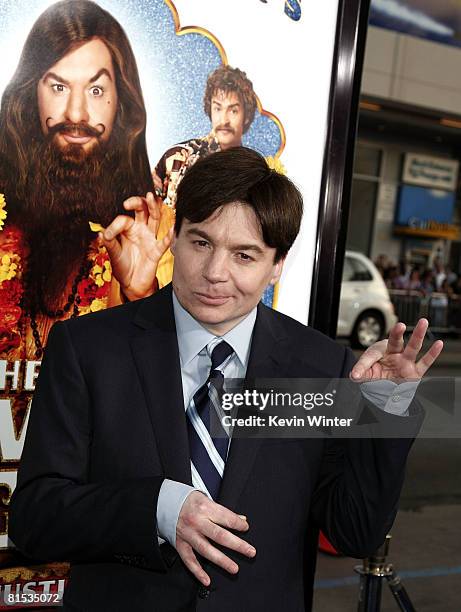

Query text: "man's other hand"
[350, 318, 443, 383]
[101, 192, 173, 301]
[176, 491, 256, 586]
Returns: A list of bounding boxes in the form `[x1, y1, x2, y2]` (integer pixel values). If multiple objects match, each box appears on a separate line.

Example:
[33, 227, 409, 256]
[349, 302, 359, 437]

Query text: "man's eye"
[238, 252, 252, 262]
[51, 83, 66, 93]
[194, 240, 209, 248]
[90, 86, 104, 97]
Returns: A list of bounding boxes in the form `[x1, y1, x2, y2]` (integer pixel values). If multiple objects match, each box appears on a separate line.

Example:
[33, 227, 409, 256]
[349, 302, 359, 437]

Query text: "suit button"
[198, 586, 210, 599]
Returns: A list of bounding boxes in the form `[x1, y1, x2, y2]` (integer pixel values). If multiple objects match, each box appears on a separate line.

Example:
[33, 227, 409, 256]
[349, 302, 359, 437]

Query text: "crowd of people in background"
[374, 255, 461, 297]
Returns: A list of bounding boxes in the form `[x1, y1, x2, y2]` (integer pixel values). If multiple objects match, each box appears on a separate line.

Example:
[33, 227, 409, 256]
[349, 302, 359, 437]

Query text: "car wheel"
[351, 311, 384, 349]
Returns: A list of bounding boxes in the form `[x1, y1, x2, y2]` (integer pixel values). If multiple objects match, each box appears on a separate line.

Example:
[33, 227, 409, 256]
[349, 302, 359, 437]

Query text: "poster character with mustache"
[154, 65, 258, 209]
[152, 65, 258, 287]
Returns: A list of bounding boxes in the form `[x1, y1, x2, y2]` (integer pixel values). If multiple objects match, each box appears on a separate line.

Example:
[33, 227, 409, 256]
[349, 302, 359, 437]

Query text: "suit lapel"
[129, 286, 191, 485]
[219, 303, 289, 509]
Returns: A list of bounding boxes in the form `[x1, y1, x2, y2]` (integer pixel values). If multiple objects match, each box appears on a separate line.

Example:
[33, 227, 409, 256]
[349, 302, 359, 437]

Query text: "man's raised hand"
[350, 318, 443, 383]
[101, 192, 173, 301]
[176, 491, 256, 586]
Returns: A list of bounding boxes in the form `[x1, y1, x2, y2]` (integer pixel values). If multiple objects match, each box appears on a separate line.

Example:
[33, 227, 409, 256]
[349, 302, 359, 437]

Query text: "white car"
[337, 251, 397, 348]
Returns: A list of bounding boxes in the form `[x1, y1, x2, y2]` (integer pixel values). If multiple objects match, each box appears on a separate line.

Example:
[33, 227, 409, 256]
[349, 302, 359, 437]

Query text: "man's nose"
[216, 109, 228, 126]
[64, 89, 90, 124]
[202, 252, 229, 283]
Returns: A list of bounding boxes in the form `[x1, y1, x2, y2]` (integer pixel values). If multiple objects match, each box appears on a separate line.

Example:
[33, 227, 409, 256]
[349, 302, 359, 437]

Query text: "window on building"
[346, 144, 382, 256]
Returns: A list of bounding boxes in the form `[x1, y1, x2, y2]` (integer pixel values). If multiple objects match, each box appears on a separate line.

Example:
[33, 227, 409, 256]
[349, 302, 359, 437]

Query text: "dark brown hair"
[175, 147, 303, 262]
[0, 0, 152, 201]
[203, 65, 257, 133]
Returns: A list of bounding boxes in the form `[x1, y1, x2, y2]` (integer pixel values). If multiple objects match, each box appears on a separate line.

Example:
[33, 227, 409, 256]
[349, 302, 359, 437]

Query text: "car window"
[349, 258, 373, 282]
[342, 257, 355, 282]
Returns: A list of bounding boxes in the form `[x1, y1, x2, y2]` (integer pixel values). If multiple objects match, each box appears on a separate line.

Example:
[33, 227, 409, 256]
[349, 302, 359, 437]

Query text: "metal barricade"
[389, 290, 422, 328]
[389, 290, 461, 334]
[447, 294, 461, 330]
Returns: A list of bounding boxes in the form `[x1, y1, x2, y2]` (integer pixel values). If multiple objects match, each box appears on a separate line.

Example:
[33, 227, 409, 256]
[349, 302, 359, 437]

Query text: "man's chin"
[215, 132, 238, 148]
[53, 136, 98, 159]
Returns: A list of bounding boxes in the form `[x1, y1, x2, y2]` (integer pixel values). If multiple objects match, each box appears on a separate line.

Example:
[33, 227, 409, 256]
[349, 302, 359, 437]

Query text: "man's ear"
[269, 256, 285, 286]
[170, 231, 178, 255]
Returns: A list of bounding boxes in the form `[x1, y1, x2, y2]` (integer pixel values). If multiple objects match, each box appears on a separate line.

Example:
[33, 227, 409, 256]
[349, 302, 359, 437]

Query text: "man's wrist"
[121, 278, 159, 302]
[156, 479, 198, 547]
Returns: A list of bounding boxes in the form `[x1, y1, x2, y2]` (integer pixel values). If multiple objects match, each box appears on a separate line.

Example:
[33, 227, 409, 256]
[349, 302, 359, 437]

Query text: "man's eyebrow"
[41, 68, 112, 85]
[186, 228, 213, 241]
[186, 228, 265, 254]
[43, 72, 69, 85]
[233, 243, 264, 254]
[89, 68, 113, 83]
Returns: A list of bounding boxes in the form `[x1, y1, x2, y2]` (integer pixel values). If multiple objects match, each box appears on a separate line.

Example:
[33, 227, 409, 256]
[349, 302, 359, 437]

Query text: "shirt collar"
[172, 290, 257, 369]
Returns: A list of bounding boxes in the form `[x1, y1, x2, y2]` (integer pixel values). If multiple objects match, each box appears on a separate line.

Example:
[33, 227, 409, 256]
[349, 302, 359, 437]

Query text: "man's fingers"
[402, 318, 428, 361]
[209, 503, 250, 533]
[201, 521, 256, 558]
[416, 339, 444, 377]
[176, 540, 210, 586]
[155, 229, 174, 259]
[123, 195, 149, 225]
[145, 191, 161, 219]
[188, 532, 240, 575]
[176, 494, 255, 580]
[99, 231, 122, 263]
[145, 191, 161, 236]
[103, 215, 134, 242]
[180, 492, 249, 533]
[386, 322, 406, 354]
[350, 341, 387, 380]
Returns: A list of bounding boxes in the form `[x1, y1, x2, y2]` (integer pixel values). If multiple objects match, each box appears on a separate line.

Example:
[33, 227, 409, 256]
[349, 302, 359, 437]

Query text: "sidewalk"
[313, 340, 460, 610]
[313, 504, 461, 611]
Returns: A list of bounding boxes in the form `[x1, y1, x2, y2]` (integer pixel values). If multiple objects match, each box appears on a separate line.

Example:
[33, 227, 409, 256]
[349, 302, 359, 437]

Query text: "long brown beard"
[20, 135, 126, 312]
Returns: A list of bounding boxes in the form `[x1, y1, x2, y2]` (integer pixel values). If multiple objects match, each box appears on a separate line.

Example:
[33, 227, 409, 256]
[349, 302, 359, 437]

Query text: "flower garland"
[0, 194, 113, 354]
[76, 249, 113, 315]
[265, 156, 286, 175]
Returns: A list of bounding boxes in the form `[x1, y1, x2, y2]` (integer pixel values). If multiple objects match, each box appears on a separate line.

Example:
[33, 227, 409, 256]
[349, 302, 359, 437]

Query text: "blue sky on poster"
[370, 0, 461, 47]
[0, 0, 281, 165]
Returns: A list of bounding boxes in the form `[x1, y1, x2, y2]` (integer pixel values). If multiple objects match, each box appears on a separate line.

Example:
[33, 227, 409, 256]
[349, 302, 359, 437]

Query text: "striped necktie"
[187, 340, 234, 500]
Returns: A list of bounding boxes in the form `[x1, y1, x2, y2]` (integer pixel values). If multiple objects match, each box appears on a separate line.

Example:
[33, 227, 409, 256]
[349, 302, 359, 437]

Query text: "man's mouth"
[195, 292, 231, 306]
[61, 131, 94, 145]
[47, 121, 104, 145]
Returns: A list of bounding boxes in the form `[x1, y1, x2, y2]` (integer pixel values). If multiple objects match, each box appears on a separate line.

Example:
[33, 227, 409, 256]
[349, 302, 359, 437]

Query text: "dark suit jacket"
[9, 285, 421, 611]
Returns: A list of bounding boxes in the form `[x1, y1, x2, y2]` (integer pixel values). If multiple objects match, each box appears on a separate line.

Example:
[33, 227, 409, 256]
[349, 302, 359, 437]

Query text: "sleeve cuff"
[156, 479, 198, 548]
[360, 380, 420, 417]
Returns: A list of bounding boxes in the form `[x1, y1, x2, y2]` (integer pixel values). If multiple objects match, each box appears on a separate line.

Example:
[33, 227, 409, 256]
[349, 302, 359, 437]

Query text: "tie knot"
[209, 340, 233, 371]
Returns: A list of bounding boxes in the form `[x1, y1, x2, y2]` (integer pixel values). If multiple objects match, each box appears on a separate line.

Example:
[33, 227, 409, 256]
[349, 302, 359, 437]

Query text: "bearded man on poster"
[0, 0, 170, 363]
[0, 0, 171, 582]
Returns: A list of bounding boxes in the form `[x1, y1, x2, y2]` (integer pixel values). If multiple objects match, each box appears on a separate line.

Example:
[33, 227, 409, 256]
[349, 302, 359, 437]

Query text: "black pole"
[309, 0, 371, 336]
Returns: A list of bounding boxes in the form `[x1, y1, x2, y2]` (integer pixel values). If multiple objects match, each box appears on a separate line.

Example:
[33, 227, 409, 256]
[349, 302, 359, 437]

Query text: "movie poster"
[0, 0, 340, 605]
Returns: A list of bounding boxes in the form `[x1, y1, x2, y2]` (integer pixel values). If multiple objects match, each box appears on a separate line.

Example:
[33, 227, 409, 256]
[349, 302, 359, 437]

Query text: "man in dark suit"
[9, 148, 442, 611]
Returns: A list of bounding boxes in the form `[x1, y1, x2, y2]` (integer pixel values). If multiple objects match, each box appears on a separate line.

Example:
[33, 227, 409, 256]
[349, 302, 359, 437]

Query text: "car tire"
[351, 311, 385, 349]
